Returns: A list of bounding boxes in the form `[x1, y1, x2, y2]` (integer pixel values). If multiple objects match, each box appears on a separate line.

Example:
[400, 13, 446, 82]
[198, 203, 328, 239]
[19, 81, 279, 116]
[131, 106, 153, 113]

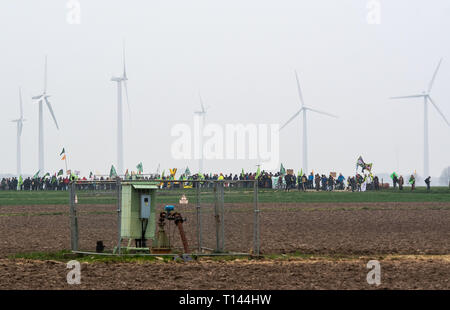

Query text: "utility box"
[140, 195, 151, 219]
[120, 182, 158, 241]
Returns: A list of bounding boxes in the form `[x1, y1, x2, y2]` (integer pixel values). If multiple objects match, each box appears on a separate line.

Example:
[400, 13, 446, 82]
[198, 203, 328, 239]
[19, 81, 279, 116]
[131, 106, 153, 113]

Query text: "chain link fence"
[69, 179, 259, 256]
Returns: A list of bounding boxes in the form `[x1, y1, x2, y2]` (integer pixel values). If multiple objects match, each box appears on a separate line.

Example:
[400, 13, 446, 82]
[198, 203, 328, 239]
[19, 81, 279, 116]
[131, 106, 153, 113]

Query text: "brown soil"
[1, 202, 449, 257]
[0, 256, 448, 290]
[1, 202, 449, 290]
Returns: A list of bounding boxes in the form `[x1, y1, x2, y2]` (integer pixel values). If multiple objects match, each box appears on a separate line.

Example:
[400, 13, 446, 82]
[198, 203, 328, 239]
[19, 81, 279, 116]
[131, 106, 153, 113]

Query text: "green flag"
[110, 165, 117, 178]
[60, 148, 65, 156]
[33, 171, 40, 179]
[256, 166, 261, 179]
[43, 172, 50, 179]
[161, 170, 165, 178]
[89, 171, 93, 179]
[280, 163, 286, 176]
[241, 168, 245, 178]
[390, 172, 398, 180]
[57, 169, 64, 176]
[136, 162, 143, 174]
[185, 166, 191, 176]
[198, 173, 204, 180]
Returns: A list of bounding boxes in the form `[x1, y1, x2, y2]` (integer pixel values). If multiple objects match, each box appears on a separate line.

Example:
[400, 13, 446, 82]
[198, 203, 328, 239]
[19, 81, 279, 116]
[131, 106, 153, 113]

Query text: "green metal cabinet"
[120, 182, 158, 240]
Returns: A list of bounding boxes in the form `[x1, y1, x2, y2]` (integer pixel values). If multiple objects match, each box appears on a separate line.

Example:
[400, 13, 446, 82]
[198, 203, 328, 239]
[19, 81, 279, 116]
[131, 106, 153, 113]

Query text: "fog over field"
[0, 1, 449, 180]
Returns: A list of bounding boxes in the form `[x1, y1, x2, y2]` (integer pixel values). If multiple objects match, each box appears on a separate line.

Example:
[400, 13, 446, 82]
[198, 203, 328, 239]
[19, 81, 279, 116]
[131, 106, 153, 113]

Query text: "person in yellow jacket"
[218, 173, 224, 181]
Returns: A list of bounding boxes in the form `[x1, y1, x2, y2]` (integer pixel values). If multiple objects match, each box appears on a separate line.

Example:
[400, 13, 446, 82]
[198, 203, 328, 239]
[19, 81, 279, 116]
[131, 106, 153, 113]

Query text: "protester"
[409, 174, 416, 191]
[425, 176, 431, 191]
[398, 175, 404, 190]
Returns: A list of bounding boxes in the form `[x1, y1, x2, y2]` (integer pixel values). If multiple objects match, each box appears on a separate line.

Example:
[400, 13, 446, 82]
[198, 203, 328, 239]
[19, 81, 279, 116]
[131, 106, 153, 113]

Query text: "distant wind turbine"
[195, 93, 210, 174]
[390, 58, 449, 178]
[32, 56, 60, 175]
[111, 42, 130, 176]
[280, 71, 338, 174]
[12, 88, 26, 176]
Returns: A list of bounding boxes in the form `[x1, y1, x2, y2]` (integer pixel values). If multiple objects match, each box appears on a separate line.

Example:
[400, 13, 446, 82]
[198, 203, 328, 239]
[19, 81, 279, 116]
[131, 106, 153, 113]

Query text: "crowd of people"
[1, 176, 71, 191]
[1, 169, 431, 192]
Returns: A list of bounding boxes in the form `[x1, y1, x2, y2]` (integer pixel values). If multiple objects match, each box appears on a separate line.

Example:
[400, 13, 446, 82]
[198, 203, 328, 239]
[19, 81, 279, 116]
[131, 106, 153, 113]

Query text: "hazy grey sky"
[1, 0, 449, 177]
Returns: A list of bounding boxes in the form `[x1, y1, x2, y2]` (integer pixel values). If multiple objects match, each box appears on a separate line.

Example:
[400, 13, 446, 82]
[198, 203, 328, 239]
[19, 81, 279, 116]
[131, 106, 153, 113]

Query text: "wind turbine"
[280, 71, 338, 174]
[32, 56, 60, 175]
[12, 88, 26, 176]
[194, 93, 209, 174]
[390, 58, 449, 178]
[111, 42, 130, 176]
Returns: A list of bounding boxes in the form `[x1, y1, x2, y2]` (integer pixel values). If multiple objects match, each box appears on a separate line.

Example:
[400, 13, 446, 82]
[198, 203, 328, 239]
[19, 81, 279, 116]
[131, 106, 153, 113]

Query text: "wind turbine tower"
[111, 43, 130, 176]
[32, 56, 60, 175]
[12, 88, 26, 176]
[280, 71, 338, 174]
[195, 93, 209, 174]
[390, 58, 449, 178]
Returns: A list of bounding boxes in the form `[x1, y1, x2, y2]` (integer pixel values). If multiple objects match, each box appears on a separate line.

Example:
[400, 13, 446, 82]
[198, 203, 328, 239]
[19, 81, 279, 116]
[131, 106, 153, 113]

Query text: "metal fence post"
[214, 182, 221, 253]
[253, 180, 260, 256]
[196, 182, 202, 253]
[220, 181, 225, 252]
[69, 182, 79, 251]
[116, 178, 122, 254]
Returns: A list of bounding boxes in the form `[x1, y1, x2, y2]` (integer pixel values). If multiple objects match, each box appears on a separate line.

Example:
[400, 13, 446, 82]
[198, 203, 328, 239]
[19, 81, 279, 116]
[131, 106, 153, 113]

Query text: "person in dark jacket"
[328, 175, 334, 191]
[425, 176, 431, 191]
[315, 174, 320, 191]
[398, 175, 404, 190]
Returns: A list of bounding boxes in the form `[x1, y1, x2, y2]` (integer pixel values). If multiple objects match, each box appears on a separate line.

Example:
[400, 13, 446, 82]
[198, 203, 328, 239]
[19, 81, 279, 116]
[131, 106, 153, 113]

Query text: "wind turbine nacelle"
[111, 77, 122, 82]
[32, 94, 44, 100]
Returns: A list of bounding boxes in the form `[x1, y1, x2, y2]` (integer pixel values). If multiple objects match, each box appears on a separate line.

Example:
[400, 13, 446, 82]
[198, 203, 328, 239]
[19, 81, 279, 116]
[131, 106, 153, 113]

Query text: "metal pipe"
[72, 250, 251, 257]
[73, 179, 257, 184]
[176, 220, 189, 254]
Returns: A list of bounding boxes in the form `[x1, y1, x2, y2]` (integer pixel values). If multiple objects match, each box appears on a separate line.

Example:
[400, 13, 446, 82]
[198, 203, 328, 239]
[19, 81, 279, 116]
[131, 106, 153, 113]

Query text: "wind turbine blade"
[44, 55, 48, 93]
[18, 121, 23, 137]
[44, 97, 59, 130]
[32, 94, 44, 100]
[19, 87, 23, 119]
[122, 40, 127, 79]
[123, 80, 131, 114]
[428, 96, 450, 126]
[390, 95, 424, 100]
[294, 70, 305, 107]
[280, 108, 302, 130]
[428, 58, 443, 94]
[199, 92, 206, 113]
[306, 107, 338, 118]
